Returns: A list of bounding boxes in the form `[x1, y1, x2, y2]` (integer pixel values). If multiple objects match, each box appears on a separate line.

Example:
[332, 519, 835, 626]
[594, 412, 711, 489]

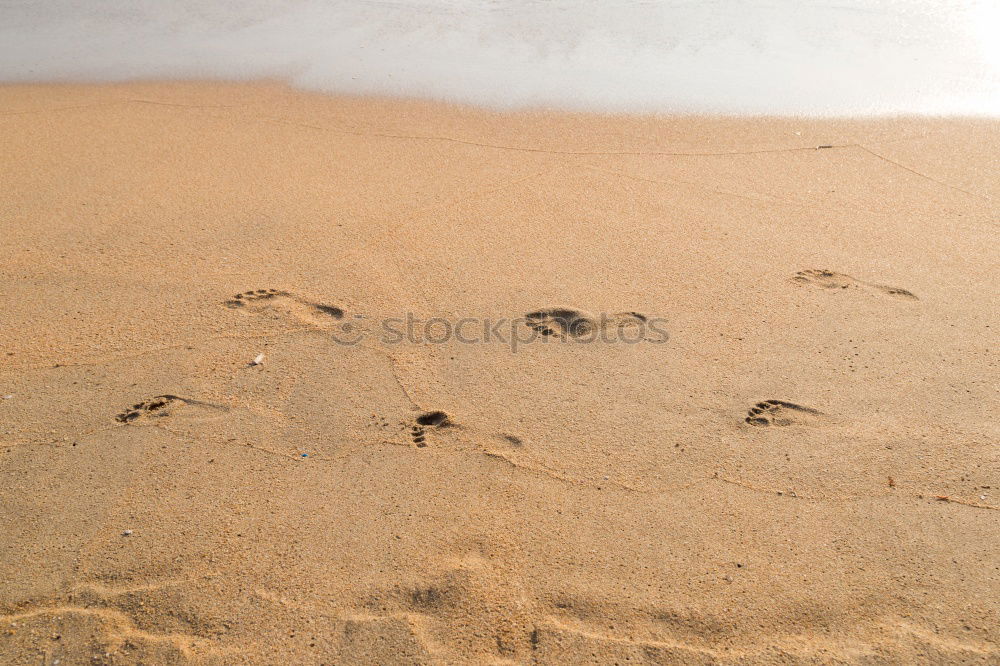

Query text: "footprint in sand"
[525, 307, 662, 342]
[499, 433, 524, 447]
[224, 289, 350, 327]
[525, 308, 595, 338]
[410, 410, 452, 447]
[792, 269, 918, 300]
[744, 400, 823, 427]
[114, 395, 226, 423]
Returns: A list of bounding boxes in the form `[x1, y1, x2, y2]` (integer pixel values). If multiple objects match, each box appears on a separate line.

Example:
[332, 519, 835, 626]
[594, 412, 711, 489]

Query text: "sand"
[0, 81, 997, 664]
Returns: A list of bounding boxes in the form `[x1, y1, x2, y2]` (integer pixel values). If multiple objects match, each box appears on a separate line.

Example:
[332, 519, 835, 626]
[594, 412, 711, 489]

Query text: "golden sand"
[0, 82, 997, 664]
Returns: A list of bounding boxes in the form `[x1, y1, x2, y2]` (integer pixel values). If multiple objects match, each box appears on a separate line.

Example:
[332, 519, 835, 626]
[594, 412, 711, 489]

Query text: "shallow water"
[1, 0, 997, 114]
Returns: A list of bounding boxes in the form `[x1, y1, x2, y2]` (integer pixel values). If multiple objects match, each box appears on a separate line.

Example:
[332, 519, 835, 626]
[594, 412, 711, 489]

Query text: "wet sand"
[0, 82, 997, 664]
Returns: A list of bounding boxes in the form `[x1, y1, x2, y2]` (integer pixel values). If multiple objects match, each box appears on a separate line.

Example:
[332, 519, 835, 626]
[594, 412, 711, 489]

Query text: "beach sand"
[0, 82, 997, 664]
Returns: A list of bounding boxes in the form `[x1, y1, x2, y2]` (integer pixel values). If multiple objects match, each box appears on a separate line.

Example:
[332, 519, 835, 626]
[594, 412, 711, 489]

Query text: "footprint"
[525, 307, 595, 338]
[114, 395, 225, 423]
[115, 395, 185, 423]
[410, 410, 451, 447]
[362, 564, 471, 615]
[609, 311, 664, 341]
[792, 270, 918, 300]
[499, 433, 524, 447]
[744, 400, 823, 427]
[525, 308, 662, 341]
[224, 289, 349, 327]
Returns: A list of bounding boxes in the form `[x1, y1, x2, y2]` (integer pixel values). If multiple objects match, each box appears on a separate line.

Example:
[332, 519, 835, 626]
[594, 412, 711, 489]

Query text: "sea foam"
[1, 0, 997, 114]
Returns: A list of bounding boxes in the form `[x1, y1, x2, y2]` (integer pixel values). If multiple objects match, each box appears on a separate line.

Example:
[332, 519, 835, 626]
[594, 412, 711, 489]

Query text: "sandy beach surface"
[0, 82, 997, 664]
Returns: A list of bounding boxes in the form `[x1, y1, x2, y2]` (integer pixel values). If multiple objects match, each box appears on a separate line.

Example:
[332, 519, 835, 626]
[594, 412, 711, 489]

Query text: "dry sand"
[0, 82, 998, 664]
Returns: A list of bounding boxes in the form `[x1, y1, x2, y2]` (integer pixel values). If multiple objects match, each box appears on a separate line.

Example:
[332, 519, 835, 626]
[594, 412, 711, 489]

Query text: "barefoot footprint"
[525, 308, 595, 338]
[792, 270, 918, 300]
[115, 395, 185, 423]
[524, 308, 662, 342]
[744, 400, 823, 427]
[410, 411, 451, 447]
[224, 289, 351, 328]
[114, 395, 227, 423]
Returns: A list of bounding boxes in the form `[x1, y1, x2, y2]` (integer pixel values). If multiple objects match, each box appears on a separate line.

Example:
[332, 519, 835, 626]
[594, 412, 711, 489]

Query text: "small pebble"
[981, 495, 987, 501]
[301, 453, 308, 458]
[1, 395, 12, 400]
[122, 530, 133, 536]
[250, 353, 265, 366]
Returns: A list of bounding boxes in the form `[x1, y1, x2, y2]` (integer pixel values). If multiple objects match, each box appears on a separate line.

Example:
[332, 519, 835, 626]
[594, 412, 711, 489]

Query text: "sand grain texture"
[1, 82, 998, 664]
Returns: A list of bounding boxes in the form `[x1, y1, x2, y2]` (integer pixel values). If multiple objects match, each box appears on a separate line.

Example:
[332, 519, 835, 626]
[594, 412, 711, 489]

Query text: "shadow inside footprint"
[525, 308, 595, 338]
[115, 395, 186, 423]
[877, 285, 918, 300]
[115, 395, 227, 423]
[224, 288, 287, 307]
[411, 411, 452, 447]
[312, 304, 345, 319]
[745, 400, 822, 427]
[500, 433, 523, 446]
